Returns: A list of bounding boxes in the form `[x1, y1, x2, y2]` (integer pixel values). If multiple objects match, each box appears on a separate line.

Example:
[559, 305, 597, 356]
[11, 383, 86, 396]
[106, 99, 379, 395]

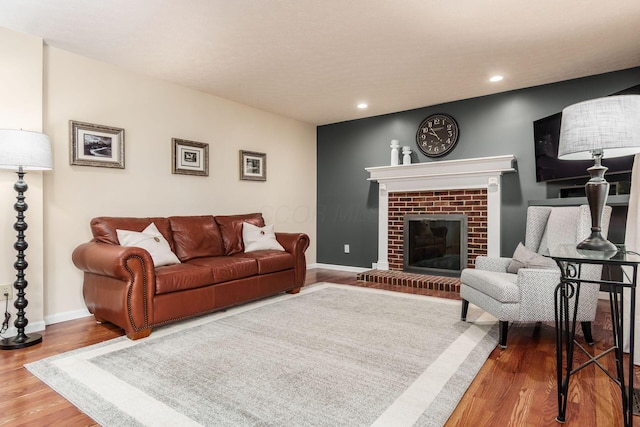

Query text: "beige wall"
[0, 27, 46, 334]
[2, 26, 317, 327]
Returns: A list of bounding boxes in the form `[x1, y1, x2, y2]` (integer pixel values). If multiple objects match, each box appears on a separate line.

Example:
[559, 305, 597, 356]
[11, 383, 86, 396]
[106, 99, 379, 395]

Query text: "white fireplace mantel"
[366, 155, 516, 270]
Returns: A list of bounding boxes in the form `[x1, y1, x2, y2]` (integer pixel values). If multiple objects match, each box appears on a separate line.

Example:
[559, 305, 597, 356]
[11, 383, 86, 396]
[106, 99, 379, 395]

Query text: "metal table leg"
[555, 279, 577, 423]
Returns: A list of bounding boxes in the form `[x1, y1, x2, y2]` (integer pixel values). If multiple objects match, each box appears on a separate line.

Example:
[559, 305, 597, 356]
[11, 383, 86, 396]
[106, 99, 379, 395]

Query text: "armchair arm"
[517, 266, 596, 322]
[518, 262, 601, 323]
[517, 268, 561, 322]
[475, 256, 512, 273]
[276, 232, 310, 286]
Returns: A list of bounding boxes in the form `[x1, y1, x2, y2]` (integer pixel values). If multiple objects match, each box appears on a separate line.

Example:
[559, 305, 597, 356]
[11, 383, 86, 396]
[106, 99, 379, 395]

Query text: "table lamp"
[0, 129, 52, 350]
[558, 95, 640, 254]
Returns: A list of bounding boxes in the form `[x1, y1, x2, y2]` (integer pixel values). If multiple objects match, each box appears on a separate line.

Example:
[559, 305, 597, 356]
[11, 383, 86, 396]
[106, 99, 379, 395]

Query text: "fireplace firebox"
[403, 214, 468, 277]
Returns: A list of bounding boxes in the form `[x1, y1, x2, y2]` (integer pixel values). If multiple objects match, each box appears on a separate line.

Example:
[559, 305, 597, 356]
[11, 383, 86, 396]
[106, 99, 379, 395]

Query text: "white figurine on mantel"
[402, 146, 412, 165]
[390, 140, 400, 166]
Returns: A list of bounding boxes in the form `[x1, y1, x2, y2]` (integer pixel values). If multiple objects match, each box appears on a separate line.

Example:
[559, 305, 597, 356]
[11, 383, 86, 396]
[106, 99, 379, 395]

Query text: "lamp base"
[577, 232, 618, 253]
[0, 333, 42, 350]
[576, 152, 618, 259]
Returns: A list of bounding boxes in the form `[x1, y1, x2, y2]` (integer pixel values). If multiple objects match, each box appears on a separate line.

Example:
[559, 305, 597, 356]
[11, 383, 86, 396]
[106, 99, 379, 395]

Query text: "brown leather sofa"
[72, 213, 310, 339]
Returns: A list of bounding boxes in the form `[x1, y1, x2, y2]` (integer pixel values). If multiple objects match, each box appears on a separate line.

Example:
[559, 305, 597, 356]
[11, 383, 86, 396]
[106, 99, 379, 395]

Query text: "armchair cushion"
[507, 242, 557, 273]
[539, 207, 580, 255]
[459, 269, 520, 303]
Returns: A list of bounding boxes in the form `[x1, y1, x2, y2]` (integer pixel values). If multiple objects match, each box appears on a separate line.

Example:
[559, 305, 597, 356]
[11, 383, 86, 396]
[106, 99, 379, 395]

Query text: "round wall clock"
[416, 113, 460, 158]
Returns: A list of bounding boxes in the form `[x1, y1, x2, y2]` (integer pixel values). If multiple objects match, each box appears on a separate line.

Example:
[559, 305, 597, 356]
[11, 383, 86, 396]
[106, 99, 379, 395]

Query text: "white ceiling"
[1, 1, 639, 125]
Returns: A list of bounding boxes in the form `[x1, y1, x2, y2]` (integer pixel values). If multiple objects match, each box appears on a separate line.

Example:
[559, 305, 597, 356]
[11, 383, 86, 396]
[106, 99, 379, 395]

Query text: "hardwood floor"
[1, 268, 637, 426]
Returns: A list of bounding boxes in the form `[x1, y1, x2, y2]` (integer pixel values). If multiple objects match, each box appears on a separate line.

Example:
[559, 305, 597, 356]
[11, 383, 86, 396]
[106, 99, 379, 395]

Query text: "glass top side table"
[550, 243, 640, 426]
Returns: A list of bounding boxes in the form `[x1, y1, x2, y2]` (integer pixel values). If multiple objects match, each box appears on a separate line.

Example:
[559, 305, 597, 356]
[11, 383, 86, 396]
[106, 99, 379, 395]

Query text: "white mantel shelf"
[366, 155, 517, 270]
[366, 155, 516, 190]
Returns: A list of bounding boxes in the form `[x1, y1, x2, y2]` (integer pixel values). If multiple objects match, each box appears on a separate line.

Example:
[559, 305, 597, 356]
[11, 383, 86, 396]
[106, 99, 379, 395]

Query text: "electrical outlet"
[1, 284, 12, 299]
[344, 244, 350, 254]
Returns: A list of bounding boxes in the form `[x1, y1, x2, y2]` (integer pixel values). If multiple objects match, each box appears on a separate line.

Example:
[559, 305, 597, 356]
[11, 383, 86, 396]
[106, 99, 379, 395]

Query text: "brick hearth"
[357, 269, 461, 293]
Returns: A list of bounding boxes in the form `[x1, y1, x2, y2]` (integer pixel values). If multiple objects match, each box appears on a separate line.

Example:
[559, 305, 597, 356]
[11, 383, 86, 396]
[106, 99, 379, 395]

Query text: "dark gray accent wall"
[317, 67, 640, 268]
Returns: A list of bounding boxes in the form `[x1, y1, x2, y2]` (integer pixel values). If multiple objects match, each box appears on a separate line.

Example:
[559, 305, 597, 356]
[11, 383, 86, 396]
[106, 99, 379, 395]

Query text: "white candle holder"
[402, 146, 412, 165]
[390, 140, 400, 166]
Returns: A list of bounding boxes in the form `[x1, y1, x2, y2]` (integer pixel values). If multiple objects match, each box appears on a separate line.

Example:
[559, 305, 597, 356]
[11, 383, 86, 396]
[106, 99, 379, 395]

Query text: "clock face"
[416, 114, 460, 157]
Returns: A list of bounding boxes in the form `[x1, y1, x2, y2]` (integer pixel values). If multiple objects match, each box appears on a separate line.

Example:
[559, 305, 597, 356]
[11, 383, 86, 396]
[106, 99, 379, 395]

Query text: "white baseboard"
[308, 263, 369, 273]
[1, 308, 91, 340]
[45, 308, 92, 326]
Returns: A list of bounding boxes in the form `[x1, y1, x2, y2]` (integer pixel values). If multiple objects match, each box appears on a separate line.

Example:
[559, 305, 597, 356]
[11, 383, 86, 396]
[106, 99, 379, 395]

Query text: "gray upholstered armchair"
[460, 205, 612, 348]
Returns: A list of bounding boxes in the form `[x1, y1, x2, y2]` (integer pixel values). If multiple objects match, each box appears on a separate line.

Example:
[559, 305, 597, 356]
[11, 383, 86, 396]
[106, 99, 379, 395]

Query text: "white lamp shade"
[558, 95, 640, 160]
[0, 129, 53, 170]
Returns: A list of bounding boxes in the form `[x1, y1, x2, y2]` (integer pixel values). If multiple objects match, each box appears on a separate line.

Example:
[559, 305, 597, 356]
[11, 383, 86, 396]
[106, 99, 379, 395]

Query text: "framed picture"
[70, 121, 125, 168]
[239, 150, 266, 181]
[172, 138, 209, 176]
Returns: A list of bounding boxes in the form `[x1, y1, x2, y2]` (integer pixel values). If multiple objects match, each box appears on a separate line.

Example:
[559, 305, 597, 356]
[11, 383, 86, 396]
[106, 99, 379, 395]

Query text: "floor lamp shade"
[0, 129, 52, 350]
[0, 129, 53, 170]
[558, 95, 640, 253]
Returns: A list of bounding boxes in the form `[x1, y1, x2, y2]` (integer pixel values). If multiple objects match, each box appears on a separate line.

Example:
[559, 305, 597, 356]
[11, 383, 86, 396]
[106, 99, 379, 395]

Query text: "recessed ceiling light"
[357, 102, 368, 109]
[489, 75, 504, 82]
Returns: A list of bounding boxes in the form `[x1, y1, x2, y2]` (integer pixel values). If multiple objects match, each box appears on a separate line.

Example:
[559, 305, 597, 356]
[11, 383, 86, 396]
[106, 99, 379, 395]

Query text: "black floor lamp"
[558, 95, 640, 255]
[0, 129, 52, 350]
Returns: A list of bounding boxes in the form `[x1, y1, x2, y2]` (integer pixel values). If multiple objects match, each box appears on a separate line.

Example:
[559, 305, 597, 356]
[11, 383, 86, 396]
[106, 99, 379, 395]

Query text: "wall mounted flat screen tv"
[533, 112, 634, 182]
[533, 84, 640, 183]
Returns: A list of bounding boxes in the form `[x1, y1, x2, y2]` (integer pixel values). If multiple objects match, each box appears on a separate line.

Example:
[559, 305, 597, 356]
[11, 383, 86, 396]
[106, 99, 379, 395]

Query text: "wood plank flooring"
[1, 268, 637, 426]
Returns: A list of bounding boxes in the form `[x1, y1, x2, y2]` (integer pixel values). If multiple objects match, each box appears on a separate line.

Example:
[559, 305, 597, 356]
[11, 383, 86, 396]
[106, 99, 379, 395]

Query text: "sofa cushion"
[242, 222, 285, 252]
[91, 217, 174, 250]
[187, 256, 258, 283]
[215, 213, 265, 255]
[116, 222, 181, 267]
[169, 215, 225, 261]
[154, 263, 214, 295]
[233, 251, 294, 274]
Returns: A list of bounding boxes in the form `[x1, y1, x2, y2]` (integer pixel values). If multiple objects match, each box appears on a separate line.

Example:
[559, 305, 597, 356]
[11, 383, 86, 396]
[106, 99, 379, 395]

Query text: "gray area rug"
[26, 283, 497, 426]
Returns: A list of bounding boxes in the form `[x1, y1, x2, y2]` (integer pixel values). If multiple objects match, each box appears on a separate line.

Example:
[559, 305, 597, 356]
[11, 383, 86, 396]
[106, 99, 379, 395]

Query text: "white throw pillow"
[116, 222, 181, 267]
[242, 222, 285, 253]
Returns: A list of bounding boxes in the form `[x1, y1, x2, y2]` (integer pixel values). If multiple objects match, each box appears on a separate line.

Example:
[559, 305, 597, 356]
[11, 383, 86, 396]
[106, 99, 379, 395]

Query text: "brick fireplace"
[389, 189, 487, 271]
[365, 155, 516, 283]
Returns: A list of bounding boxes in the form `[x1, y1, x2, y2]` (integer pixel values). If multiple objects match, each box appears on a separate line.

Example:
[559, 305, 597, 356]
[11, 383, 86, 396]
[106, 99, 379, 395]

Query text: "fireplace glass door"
[403, 214, 468, 277]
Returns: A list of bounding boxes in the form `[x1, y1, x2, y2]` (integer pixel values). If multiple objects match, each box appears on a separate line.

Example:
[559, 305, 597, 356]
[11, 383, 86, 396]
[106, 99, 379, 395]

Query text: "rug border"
[25, 282, 497, 427]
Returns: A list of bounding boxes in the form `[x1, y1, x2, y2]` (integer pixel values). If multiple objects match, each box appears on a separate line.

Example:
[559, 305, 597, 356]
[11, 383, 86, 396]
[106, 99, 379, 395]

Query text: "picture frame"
[70, 120, 125, 168]
[239, 150, 266, 181]
[172, 138, 209, 176]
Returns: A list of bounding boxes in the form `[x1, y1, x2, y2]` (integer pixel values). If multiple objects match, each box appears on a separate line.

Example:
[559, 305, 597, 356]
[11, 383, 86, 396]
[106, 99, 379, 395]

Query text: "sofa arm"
[72, 241, 154, 279]
[276, 232, 310, 286]
[72, 241, 156, 338]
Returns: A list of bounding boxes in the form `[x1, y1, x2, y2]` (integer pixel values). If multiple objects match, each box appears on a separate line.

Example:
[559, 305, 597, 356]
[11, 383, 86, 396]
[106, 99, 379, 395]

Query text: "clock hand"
[428, 129, 442, 141]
